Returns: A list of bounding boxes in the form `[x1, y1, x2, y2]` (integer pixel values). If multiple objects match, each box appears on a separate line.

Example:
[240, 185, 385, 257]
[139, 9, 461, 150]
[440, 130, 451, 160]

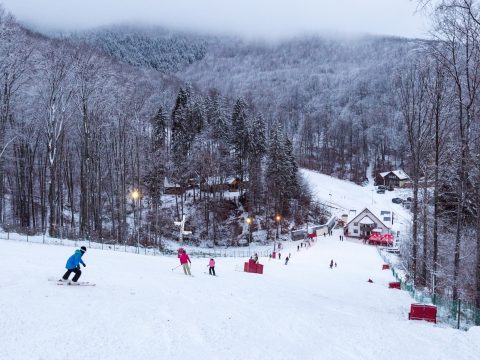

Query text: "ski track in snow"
[0, 170, 479, 359]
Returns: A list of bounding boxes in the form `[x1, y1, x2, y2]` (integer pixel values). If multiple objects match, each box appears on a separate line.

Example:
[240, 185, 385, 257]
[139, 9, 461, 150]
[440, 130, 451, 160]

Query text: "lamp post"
[131, 189, 140, 251]
[246, 217, 252, 256]
[275, 214, 281, 252]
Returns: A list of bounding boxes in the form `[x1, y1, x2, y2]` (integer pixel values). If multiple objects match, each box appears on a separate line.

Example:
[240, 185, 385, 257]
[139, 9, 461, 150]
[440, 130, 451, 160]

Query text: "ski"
[57, 281, 96, 286]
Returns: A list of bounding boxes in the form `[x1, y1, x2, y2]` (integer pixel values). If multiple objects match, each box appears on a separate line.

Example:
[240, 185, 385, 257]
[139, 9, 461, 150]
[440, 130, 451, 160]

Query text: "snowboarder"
[329, 259, 334, 269]
[60, 246, 87, 283]
[179, 249, 192, 275]
[297, 245, 300, 251]
[285, 256, 289, 265]
[208, 258, 216, 276]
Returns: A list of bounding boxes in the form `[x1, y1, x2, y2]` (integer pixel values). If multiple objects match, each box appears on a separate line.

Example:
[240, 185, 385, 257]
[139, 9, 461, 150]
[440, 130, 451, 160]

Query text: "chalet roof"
[164, 178, 181, 188]
[379, 170, 409, 180]
[345, 208, 390, 229]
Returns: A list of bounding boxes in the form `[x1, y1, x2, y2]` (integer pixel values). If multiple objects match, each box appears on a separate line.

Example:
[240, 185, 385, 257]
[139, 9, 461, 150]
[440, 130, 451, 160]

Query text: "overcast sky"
[1, 0, 429, 39]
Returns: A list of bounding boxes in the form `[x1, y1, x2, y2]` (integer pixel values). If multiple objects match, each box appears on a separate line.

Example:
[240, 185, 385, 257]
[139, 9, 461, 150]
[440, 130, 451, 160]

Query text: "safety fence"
[378, 248, 480, 329]
[0, 231, 273, 259]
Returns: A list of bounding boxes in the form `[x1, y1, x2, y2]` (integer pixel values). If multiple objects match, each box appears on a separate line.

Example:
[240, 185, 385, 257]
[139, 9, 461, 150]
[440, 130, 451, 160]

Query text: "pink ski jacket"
[209, 259, 215, 267]
[179, 253, 191, 265]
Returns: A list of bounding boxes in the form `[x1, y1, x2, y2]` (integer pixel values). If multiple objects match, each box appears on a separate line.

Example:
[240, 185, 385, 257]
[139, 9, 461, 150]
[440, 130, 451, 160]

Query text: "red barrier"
[382, 264, 390, 270]
[272, 252, 276, 259]
[388, 282, 401, 289]
[244, 259, 263, 274]
[256, 264, 264, 274]
[408, 304, 437, 323]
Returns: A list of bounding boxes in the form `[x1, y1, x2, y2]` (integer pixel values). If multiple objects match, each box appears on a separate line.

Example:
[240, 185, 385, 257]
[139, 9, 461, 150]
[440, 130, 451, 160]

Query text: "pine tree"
[247, 115, 266, 211]
[230, 98, 249, 180]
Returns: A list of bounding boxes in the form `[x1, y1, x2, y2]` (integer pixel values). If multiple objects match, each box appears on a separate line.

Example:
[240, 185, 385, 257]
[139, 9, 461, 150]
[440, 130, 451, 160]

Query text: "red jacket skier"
[179, 250, 192, 275]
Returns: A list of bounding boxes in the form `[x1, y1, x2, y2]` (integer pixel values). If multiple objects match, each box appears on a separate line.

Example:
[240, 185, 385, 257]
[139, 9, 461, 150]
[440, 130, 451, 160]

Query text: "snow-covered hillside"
[1, 231, 479, 360]
[301, 168, 412, 237]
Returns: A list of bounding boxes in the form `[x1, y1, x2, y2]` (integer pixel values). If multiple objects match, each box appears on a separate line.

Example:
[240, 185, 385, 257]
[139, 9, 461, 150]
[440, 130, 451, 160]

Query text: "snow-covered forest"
[1, 0, 480, 320]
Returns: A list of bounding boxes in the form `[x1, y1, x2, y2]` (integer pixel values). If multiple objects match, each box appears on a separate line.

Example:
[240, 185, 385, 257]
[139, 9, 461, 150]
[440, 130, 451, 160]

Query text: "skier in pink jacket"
[179, 250, 192, 275]
[208, 258, 216, 276]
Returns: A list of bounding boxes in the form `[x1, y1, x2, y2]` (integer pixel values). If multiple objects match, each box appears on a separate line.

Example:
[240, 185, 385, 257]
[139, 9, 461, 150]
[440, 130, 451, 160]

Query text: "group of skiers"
[60, 237, 311, 282]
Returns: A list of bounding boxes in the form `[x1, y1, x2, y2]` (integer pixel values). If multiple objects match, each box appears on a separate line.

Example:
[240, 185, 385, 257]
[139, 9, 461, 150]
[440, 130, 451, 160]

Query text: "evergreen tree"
[150, 106, 167, 151]
[230, 98, 249, 180]
[171, 88, 191, 166]
[247, 115, 266, 210]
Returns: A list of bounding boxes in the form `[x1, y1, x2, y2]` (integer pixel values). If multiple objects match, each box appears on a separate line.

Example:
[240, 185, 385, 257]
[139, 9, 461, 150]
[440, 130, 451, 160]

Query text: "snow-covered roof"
[379, 170, 409, 180]
[346, 208, 390, 229]
[164, 178, 181, 188]
[359, 216, 375, 225]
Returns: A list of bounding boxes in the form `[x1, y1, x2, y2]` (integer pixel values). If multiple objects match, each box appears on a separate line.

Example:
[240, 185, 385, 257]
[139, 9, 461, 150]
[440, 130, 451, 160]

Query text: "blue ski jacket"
[65, 250, 86, 269]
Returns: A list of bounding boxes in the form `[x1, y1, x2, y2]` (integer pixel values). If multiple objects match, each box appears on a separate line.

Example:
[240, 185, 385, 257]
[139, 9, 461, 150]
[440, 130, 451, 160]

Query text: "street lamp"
[131, 189, 140, 251]
[275, 214, 281, 252]
[329, 193, 332, 204]
[246, 217, 253, 257]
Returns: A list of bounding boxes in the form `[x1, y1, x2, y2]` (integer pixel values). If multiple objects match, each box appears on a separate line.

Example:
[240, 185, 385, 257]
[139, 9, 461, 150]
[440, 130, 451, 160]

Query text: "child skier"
[179, 249, 192, 275]
[60, 246, 87, 283]
[208, 258, 216, 276]
[329, 259, 334, 269]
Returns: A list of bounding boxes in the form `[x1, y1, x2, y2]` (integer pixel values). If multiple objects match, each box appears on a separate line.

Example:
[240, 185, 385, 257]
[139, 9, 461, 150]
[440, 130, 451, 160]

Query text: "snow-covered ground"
[1, 232, 479, 360]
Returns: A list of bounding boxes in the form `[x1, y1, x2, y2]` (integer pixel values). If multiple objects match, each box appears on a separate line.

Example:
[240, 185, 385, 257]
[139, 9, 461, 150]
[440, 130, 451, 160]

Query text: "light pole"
[246, 217, 252, 256]
[275, 214, 281, 252]
[131, 189, 140, 251]
[371, 189, 374, 206]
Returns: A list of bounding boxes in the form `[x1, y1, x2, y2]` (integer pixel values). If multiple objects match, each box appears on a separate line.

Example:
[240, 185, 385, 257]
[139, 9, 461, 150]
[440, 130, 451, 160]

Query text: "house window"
[354, 229, 358, 234]
[354, 222, 358, 226]
[384, 217, 391, 222]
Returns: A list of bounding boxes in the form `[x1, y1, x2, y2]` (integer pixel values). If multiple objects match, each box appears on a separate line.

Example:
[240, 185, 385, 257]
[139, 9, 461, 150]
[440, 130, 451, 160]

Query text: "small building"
[378, 170, 410, 188]
[226, 177, 243, 192]
[164, 178, 184, 195]
[291, 229, 307, 241]
[345, 208, 390, 239]
[200, 176, 245, 193]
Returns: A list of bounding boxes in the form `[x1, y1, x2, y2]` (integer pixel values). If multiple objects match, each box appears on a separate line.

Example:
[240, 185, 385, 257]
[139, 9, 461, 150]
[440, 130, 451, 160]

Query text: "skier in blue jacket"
[60, 246, 87, 282]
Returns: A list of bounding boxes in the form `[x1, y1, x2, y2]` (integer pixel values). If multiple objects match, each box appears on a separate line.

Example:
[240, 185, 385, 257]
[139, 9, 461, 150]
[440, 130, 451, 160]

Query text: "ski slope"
[301, 168, 412, 236]
[1, 234, 479, 360]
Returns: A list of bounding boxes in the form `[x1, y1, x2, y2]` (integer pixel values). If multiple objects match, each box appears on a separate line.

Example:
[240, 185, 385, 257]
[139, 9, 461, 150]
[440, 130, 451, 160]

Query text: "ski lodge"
[344, 208, 391, 239]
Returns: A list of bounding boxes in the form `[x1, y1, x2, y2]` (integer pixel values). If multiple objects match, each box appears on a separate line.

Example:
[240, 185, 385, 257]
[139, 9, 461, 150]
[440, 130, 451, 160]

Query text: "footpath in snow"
[1, 231, 479, 360]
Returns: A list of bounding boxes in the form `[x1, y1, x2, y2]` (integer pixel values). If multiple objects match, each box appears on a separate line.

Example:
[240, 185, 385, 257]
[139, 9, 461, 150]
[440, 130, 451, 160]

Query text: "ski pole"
[171, 264, 182, 271]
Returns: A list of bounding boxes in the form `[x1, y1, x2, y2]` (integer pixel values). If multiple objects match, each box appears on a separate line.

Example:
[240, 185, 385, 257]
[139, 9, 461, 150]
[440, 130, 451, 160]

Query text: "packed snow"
[1, 233, 479, 359]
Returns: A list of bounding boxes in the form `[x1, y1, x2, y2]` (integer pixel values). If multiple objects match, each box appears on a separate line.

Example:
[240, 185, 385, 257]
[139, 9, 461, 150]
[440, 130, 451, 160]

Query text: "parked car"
[377, 189, 385, 194]
[377, 185, 387, 190]
[392, 198, 403, 204]
[387, 186, 394, 191]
